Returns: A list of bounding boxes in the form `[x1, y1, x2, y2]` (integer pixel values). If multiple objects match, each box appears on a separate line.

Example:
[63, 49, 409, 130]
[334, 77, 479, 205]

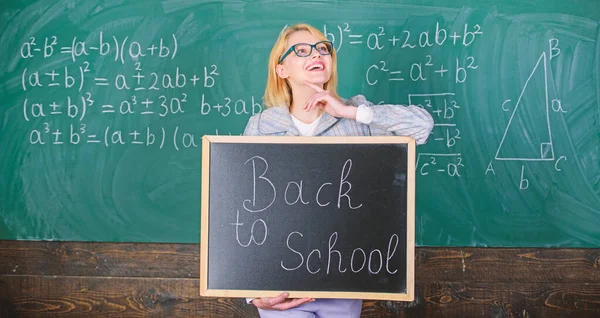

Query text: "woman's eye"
[296, 48, 308, 55]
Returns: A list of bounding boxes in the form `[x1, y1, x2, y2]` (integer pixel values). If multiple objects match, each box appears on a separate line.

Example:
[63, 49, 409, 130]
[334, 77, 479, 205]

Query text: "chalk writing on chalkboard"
[17, 22, 486, 151]
[19, 32, 264, 149]
[485, 40, 567, 190]
[21, 21, 569, 192]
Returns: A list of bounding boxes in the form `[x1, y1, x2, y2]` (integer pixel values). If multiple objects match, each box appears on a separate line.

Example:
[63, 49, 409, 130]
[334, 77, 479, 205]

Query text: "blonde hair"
[263, 23, 339, 108]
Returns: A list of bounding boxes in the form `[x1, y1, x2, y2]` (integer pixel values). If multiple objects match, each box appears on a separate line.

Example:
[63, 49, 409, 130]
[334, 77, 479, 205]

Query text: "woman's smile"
[305, 61, 325, 71]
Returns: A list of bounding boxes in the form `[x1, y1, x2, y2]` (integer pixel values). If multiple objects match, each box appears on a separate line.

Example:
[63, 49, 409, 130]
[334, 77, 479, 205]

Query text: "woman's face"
[277, 30, 333, 88]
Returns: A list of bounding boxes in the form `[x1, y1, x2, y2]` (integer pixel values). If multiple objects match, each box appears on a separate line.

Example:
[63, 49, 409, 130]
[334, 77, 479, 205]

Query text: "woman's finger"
[273, 297, 314, 311]
[314, 94, 334, 111]
[259, 292, 289, 307]
[303, 91, 325, 111]
[305, 92, 331, 111]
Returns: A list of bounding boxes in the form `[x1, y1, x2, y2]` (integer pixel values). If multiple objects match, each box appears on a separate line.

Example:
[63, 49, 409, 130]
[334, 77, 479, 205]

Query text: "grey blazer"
[243, 95, 434, 145]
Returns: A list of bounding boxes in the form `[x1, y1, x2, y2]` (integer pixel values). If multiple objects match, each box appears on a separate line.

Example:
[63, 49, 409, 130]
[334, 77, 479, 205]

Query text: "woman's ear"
[276, 64, 288, 79]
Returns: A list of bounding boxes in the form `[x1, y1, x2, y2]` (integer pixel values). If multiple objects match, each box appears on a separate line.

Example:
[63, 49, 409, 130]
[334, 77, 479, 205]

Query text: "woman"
[243, 23, 433, 318]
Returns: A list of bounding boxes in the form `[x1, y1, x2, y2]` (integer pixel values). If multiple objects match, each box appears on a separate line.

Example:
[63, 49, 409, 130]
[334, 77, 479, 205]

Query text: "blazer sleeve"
[243, 114, 261, 136]
[345, 95, 434, 145]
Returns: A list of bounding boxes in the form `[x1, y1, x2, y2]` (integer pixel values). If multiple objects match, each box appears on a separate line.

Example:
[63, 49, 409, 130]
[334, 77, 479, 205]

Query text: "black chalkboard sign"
[200, 136, 415, 301]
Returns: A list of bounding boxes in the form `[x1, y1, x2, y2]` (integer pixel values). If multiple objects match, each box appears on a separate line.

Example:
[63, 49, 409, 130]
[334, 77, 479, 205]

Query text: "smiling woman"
[242, 23, 433, 317]
[270, 32, 336, 119]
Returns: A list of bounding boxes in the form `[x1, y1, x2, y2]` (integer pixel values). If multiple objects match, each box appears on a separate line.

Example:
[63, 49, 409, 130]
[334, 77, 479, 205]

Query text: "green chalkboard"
[0, 0, 598, 246]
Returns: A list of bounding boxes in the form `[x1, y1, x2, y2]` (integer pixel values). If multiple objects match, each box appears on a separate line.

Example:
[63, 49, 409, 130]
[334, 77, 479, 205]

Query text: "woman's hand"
[303, 81, 357, 119]
[252, 292, 314, 311]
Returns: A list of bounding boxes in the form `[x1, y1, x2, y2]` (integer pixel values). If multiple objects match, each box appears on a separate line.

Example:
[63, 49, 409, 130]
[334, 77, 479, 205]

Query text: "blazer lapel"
[257, 107, 300, 136]
[313, 112, 339, 136]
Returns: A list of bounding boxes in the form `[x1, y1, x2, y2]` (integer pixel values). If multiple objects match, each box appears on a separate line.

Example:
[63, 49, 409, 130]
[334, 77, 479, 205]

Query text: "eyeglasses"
[278, 41, 333, 64]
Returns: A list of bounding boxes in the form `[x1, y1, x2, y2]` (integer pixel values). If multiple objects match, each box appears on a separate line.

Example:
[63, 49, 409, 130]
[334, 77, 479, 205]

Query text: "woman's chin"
[303, 75, 329, 85]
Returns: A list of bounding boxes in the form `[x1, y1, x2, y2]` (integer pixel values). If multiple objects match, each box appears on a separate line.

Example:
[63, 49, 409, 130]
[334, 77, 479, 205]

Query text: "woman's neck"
[289, 83, 323, 124]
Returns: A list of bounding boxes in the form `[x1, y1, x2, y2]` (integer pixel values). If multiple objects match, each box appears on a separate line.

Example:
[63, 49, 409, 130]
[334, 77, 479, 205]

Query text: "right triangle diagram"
[496, 52, 554, 161]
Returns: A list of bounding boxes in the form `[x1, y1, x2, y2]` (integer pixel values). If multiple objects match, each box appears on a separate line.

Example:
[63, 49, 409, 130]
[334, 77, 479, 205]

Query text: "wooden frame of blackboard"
[200, 136, 416, 301]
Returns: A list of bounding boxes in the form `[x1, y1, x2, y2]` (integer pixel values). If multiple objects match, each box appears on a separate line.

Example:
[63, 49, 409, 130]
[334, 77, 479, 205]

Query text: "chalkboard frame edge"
[200, 136, 212, 297]
[199, 135, 416, 301]
[200, 289, 414, 301]
[199, 135, 417, 145]
[407, 137, 416, 302]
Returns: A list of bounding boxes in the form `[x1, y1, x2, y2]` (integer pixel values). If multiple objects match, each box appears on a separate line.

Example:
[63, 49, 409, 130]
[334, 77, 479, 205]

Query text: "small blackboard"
[200, 136, 415, 301]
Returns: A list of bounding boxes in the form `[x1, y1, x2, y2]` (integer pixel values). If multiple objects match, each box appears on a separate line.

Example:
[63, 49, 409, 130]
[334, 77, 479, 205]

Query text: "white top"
[290, 113, 323, 136]
[291, 105, 373, 136]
